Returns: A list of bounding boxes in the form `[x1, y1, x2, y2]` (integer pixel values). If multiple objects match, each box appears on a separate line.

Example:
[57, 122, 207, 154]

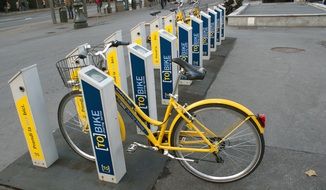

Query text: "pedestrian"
[95, 0, 102, 13]
[64, 0, 74, 19]
[4, 0, 11, 12]
[42, 0, 46, 8]
[16, 0, 20, 11]
[160, 0, 167, 9]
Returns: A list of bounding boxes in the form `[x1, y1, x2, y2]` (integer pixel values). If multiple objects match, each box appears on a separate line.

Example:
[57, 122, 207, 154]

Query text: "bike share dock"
[228, 3, 326, 27]
[0, 40, 237, 190]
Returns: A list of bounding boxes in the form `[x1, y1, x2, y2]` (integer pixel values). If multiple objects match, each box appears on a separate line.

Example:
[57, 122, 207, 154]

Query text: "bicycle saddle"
[172, 58, 206, 80]
[150, 11, 161, 16]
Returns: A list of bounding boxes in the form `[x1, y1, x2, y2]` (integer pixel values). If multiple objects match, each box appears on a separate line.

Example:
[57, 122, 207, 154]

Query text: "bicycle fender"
[168, 99, 265, 143]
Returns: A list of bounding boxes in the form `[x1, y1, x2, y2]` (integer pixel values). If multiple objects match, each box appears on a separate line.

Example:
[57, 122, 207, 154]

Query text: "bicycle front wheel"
[171, 103, 264, 183]
[58, 90, 95, 161]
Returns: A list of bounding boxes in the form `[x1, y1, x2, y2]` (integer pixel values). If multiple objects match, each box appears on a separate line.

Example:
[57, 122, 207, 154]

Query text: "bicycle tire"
[58, 90, 95, 161]
[171, 102, 264, 183]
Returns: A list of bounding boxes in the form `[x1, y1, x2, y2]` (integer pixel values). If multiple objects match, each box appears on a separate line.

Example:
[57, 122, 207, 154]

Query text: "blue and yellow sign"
[191, 19, 201, 67]
[81, 81, 114, 175]
[201, 13, 210, 58]
[178, 27, 190, 63]
[208, 10, 217, 50]
[160, 36, 173, 101]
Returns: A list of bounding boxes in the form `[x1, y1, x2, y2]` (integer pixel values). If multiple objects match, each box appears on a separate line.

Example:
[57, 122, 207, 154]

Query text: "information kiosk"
[177, 21, 193, 85]
[9, 65, 58, 168]
[131, 22, 146, 46]
[200, 11, 211, 60]
[159, 29, 178, 105]
[208, 8, 217, 52]
[191, 15, 203, 67]
[214, 6, 222, 46]
[128, 44, 158, 133]
[150, 18, 162, 69]
[104, 30, 129, 94]
[79, 65, 126, 183]
[218, 5, 226, 40]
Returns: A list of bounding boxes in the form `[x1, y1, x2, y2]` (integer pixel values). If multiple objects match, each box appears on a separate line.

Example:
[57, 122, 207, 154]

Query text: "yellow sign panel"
[16, 96, 45, 161]
[151, 31, 160, 67]
[165, 24, 174, 34]
[134, 37, 143, 46]
[107, 48, 121, 88]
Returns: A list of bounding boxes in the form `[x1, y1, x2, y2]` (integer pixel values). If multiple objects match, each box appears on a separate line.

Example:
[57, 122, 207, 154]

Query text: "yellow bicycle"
[56, 41, 266, 183]
[171, 0, 201, 24]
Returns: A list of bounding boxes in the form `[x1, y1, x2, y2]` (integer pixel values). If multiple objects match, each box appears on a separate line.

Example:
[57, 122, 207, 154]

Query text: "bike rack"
[79, 65, 126, 183]
[214, 6, 223, 46]
[128, 43, 158, 134]
[164, 12, 176, 35]
[103, 30, 129, 94]
[130, 22, 147, 46]
[158, 29, 178, 105]
[200, 11, 211, 60]
[177, 21, 193, 86]
[208, 8, 218, 52]
[149, 17, 163, 69]
[218, 5, 226, 40]
[190, 15, 204, 68]
[8, 65, 58, 168]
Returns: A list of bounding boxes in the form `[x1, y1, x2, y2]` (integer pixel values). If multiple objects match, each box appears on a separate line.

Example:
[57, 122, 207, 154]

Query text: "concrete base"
[74, 22, 88, 29]
[228, 3, 326, 27]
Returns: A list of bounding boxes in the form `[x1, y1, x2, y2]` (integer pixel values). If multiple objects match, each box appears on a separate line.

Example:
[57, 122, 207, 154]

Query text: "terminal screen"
[85, 69, 107, 83]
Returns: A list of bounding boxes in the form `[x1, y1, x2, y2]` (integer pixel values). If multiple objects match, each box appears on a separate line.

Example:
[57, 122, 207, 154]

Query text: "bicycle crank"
[163, 150, 198, 163]
[126, 142, 158, 153]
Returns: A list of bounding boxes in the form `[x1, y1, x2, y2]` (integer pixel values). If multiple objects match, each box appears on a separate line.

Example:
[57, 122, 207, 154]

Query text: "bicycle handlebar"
[94, 40, 130, 59]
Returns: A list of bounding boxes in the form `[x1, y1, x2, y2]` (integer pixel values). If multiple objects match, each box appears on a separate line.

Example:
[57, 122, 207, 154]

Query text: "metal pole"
[49, 0, 57, 24]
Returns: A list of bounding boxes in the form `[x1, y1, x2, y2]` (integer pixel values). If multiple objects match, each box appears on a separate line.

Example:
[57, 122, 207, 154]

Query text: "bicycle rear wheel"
[171, 103, 264, 183]
[58, 90, 95, 161]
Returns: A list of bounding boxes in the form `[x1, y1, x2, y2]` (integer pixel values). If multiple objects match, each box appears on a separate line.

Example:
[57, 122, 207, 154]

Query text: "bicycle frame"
[114, 83, 220, 153]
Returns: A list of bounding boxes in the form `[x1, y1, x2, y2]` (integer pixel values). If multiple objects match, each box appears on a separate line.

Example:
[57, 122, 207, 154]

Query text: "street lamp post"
[73, 0, 88, 29]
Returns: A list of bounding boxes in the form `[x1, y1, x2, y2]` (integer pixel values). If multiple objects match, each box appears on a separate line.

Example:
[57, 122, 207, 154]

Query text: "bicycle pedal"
[127, 143, 138, 153]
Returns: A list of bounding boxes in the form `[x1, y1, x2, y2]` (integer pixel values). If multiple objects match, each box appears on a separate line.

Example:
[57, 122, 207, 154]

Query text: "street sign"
[128, 44, 158, 133]
[159, 30, 178, 105]
[104, 30, 129, 94]
[79, 65, 126, 183]
[9, 65, 58, 168]
[200, 11, 211, 60]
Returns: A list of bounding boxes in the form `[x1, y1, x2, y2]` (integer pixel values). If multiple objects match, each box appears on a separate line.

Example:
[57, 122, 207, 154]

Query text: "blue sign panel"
[160, 36, 173, 101]
[81, 81, 114, 175]
[215, 9, 221, 44]
[130, 53, 150, 118]
[192, 21, 201, 67]
[178, 27, 189, 63]
[209, 12, 216, 49]
[202, 16, 209, 57]
[220, 7, 225, 38]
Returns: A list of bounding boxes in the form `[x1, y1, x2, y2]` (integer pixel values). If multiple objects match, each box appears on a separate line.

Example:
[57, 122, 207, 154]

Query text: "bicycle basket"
[56, 55, 89, 88]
